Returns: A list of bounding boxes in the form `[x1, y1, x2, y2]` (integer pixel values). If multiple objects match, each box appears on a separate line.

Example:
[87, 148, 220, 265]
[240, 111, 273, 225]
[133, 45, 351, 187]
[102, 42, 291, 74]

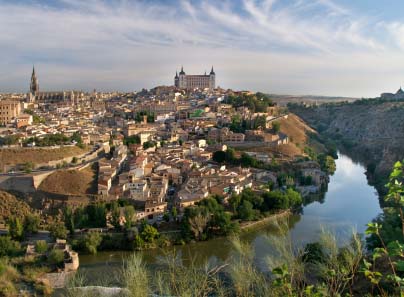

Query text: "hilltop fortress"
[174, 66, 215, 90]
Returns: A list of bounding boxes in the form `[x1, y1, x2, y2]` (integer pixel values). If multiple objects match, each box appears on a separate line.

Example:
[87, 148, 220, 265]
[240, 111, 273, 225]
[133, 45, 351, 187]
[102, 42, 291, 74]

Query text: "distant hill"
[270, 94, 359, 106]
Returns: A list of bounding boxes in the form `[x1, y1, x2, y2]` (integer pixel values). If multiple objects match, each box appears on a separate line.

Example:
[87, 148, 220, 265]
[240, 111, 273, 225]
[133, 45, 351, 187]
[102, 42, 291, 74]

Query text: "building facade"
[174, 66, 215, 90]
[0, 100, 22, 125]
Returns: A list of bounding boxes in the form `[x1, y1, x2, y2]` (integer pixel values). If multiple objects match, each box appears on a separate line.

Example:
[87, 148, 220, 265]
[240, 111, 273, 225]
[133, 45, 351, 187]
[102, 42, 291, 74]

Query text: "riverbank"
[240, 210, 291, 231]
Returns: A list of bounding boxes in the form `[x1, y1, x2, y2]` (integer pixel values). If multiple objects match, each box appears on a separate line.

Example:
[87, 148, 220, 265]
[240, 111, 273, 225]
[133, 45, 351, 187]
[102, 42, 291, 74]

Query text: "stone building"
[174, 66, 215, 90]
[0, 99, 21, 125]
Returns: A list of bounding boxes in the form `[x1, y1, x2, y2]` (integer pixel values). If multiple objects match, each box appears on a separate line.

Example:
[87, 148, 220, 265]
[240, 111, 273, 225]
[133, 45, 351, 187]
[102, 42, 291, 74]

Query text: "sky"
[1, 0, 404, 97]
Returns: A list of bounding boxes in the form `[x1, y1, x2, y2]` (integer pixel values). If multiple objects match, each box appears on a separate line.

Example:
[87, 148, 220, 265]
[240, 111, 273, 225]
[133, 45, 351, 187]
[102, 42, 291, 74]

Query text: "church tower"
[209, 66, 215, 90]
[178, 66, 187, 89]
[30, 66, 39, 94]
[174, 70, 179, 88]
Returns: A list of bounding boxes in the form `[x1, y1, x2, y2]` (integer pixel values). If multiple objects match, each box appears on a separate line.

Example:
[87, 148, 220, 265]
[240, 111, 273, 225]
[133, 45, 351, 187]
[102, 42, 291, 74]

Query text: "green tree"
[272, 121, 281, 133]
[163, 212, 170, 222]
[64, 206, 75, 235]
[141, 224, 159, 243]
[110, 201, 121, 230]
[82, 232, 102, 255]
[124, 206, 135, 229]
[171, 207, 178, 221]
[212, 150, 226, 163]
[24, 214, 40, 234]
[49, 221, 67, 240]
[229, 194, 241, 213]
[8, 217, 23, 241]
[143, 141, 155, 150]
[237, 200, 255, 221]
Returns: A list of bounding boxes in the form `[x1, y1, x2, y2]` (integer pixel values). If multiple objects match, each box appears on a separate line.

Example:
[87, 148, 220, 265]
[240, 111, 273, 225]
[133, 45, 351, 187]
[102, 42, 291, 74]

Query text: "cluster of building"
[0, 66, 309, 220]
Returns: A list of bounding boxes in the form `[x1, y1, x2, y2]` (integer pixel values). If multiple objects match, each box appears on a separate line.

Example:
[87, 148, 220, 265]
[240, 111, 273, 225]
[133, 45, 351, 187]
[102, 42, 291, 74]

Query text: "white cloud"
[0, 0, 403, 97]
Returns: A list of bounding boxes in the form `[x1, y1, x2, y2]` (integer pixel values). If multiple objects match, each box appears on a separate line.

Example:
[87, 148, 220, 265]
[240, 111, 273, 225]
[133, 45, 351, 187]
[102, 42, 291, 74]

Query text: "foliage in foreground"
[67, 219, 370, 297]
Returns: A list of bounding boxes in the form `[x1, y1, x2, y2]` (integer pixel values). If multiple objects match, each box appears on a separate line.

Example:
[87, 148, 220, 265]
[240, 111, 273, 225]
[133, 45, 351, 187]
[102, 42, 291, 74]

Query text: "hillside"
[237, 113, 326, 158]
[0, 191, 34, 225]
[0, 146, 88, 170]
[38, 166, 97, 196]
[290, 100, 404, 193]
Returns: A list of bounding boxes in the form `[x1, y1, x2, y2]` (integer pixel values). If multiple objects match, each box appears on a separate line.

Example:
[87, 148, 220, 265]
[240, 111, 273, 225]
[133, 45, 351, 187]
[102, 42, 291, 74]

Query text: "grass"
[38, 166, 97, 195]
[0, 146, 88, 169]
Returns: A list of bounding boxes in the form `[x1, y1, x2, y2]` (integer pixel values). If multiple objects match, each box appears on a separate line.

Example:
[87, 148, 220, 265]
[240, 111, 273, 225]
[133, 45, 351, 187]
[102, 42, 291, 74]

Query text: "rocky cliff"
[290, 99, 404, 194]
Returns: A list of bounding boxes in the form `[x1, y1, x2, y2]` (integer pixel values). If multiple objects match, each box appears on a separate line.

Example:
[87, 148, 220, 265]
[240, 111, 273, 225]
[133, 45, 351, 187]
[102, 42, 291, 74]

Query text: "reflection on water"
[77, 153, 382, 284]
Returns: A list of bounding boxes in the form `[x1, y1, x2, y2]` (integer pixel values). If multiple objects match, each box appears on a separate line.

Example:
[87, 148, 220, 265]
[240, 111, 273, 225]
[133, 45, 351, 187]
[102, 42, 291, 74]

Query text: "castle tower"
[30, 66, 39, 94]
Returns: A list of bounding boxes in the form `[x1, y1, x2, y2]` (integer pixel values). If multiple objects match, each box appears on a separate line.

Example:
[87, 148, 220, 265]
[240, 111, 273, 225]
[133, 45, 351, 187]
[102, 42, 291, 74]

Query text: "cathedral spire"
[210, 66, 215, 75]
[30, 65, 39, 94]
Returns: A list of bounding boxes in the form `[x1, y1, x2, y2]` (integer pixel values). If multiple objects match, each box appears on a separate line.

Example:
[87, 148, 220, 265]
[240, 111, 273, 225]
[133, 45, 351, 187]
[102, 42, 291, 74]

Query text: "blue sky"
[1, 0, 404, 97]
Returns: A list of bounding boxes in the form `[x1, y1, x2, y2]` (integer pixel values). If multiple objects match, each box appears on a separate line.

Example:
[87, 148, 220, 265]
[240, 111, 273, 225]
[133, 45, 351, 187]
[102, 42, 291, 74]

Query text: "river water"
[77, 153, 382, 286]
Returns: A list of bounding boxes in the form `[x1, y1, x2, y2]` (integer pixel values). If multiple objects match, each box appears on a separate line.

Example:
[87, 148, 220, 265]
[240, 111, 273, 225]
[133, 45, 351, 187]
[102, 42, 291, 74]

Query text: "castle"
[174, 66, 215, 90]
[28, 66, 83, 105]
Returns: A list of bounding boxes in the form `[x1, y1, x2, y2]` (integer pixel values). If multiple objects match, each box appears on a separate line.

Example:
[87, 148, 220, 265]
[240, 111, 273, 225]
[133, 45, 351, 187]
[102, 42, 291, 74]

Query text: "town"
[0, 66, 336, 293]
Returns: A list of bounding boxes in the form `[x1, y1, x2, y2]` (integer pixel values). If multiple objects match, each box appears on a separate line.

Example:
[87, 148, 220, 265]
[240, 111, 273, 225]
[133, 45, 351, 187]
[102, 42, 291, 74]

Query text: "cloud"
[0, 0, 403, 96]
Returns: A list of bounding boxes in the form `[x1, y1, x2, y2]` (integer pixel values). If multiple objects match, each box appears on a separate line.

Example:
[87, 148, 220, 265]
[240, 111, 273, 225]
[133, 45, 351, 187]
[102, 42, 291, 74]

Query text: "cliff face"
[290, 100, 404, 193]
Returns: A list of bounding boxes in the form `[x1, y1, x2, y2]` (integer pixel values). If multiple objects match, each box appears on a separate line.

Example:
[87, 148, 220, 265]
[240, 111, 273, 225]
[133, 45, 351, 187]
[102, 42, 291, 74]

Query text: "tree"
[86, 203, 107, 227]
[171, 207, 178, 221]
[124, 206, 135, 229]
[212, 151, 226, 163]
[35, 240, 48, 254]
[163, 212, 170, 222]
[24, 214, 40, 235]
[141, 225, 159, 243]
[49, 221, 67, 240]
[272, 121, 281, 134]
[143, 141, 155, 150]
[211, 211, 239, 235]
[188, 214, 209, 240]
[8, 217, 23, 241]
[64, 206, 75, 235]
[285, 188, 302, 208]
[237, 200, 255, 221]
[110, 202, 121, 230]
[82, 232, 102, 255]
[229, 194, 241, 213]
[124, 135, 141, 145]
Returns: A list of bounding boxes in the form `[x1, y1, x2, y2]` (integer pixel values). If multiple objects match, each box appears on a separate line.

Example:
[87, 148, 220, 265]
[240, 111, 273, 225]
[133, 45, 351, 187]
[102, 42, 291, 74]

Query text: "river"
[76, 153, 382, 286]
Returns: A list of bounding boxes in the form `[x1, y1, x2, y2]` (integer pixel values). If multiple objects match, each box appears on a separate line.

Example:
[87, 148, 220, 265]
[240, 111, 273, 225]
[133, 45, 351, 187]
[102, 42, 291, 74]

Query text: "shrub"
[49, 221, 67, 240]
[35, 240, 48, 254]
[0, 237, 21, 257]
[47, 249, 65, 266]
[82, 232, 102, 255]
